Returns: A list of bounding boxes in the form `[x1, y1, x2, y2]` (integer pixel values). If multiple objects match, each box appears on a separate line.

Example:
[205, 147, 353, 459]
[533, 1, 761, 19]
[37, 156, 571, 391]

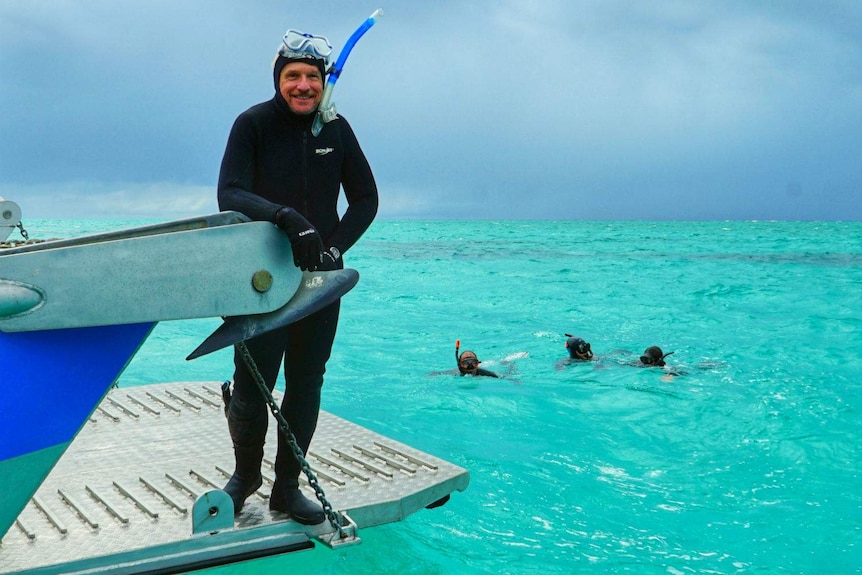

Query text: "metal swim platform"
[0, 382, 469, 574]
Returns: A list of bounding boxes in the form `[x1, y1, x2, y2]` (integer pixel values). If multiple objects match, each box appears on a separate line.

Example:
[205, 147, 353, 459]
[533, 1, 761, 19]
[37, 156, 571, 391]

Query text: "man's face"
[459, 353, 479, 374]
[279, 62, 323, 115]
[572, 349, 591, 360]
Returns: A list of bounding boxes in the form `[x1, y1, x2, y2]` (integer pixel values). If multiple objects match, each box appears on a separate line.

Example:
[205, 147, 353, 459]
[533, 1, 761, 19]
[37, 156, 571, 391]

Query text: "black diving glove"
[275, 207, 324, 271]
[318, 246, 343, 271]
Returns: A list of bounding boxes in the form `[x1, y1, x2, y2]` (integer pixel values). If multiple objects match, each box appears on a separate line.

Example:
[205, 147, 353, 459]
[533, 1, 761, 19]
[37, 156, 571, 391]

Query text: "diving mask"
[565, 334, 593, 359]
[280, 30, 333, 65]
[460, 358, 479, 370]
[641, 348, 674, 367]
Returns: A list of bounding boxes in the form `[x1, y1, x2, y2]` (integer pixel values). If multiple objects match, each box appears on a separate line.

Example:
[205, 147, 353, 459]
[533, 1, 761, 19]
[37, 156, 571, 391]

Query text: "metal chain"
[16, 222, 29, 240]
[236, 341, 345, 537]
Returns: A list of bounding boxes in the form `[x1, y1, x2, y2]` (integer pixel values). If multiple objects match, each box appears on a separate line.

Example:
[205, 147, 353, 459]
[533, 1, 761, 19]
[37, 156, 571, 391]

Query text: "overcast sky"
[1, 0, 860, 221]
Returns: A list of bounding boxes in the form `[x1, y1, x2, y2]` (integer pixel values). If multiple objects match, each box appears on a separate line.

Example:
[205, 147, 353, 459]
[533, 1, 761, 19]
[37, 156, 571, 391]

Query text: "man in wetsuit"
[458, 350, 500, 378]
[554, 334, 595, 370]
[639, 346, 673, 367]
[565, 334, 593, 361]
[216, 28, 378, 524]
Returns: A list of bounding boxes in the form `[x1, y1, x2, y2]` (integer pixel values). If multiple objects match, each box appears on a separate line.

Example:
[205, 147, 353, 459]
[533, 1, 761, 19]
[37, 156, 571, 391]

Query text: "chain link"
[16, 221, 29, 240]
[236, 341, 345, 538]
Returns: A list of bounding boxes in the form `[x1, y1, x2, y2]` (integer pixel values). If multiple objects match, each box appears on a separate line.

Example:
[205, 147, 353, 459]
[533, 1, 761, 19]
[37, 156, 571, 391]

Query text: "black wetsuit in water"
[217, 91, 378, 492]
[471, 368, 499, 378]
[460, 368, 499, 378]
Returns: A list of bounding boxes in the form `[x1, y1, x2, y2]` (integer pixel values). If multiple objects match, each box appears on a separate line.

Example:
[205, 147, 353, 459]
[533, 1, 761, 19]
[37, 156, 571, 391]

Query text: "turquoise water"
[24, 219, 862, 574]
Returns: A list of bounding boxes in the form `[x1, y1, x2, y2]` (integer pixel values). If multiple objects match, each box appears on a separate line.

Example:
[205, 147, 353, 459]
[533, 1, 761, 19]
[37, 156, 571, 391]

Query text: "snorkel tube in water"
[311, 8, 383, 136]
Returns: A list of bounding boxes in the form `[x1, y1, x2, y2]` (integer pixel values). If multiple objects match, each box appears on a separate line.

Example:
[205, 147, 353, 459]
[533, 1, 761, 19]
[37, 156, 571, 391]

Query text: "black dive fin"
[187, 268, 359, 360]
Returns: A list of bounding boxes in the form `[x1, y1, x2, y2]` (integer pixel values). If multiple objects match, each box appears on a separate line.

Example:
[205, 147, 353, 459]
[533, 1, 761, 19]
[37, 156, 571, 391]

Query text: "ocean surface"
[23, 219, 862, 574]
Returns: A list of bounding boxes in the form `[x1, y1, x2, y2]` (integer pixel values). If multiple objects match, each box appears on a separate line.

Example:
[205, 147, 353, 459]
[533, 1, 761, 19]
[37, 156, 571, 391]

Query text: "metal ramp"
[0, 382, 469, 574]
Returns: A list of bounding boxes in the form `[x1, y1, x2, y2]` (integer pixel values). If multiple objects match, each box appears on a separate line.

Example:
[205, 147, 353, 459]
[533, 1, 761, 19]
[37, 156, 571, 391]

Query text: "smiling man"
[278, 59, 324, 115]
[215, 28, 379, 524]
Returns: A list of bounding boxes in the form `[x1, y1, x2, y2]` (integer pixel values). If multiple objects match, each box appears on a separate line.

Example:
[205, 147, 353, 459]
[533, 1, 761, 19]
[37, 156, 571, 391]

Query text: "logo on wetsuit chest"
[315, 147, 335, 156]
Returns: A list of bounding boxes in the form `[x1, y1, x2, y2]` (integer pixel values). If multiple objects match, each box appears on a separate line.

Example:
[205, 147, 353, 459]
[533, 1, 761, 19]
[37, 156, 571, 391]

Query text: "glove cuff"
[275, 206, 290, 228]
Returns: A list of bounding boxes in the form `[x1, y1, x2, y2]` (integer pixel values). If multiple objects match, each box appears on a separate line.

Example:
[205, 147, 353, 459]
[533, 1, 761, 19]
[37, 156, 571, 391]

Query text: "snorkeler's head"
[565, 334, 593, 360]
[640, 346, 673, 367]
[458, 350, 480, 375]
[273, 29, 331, 91]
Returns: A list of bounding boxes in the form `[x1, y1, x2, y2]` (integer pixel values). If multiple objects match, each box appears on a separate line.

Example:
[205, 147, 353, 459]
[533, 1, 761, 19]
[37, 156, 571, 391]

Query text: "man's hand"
[275, 207, 324, 271]
[318, 246, 342, 271]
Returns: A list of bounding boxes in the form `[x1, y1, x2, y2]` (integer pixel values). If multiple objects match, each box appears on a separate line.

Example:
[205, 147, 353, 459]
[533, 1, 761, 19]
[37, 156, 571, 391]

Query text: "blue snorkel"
[311, 8, 383, 136]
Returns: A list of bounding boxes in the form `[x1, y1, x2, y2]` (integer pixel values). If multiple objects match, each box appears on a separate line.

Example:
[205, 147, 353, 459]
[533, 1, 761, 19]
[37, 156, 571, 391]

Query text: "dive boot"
[269, 482, 325, 525]
[223, 413, 266, 513]
[223, 463, 263, 514]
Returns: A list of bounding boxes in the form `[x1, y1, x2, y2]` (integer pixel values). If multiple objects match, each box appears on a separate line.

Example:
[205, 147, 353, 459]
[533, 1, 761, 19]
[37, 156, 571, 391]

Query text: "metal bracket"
[315, 512, 361, 549]
[192, 490, 235, 534]
[0, 198, 22, 242]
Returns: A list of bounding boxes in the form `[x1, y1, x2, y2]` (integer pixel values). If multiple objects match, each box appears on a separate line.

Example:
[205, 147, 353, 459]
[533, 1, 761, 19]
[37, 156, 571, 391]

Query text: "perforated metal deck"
[0, 382, 469, 574]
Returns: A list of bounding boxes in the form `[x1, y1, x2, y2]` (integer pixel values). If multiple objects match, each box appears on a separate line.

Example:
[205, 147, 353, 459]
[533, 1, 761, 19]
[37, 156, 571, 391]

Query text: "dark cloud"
[1, 0, 860, 220]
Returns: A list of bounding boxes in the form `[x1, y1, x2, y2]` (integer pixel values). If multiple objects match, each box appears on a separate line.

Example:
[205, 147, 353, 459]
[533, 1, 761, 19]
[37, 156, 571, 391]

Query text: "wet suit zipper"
[301, 130, 310, 216]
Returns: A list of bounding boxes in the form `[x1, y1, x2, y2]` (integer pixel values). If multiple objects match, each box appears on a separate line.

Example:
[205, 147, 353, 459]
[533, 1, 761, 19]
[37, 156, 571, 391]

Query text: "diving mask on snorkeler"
[574, 341, 592, 356]
[460, 357, 479, 370]
[565, 334, 593, 359]
[280, 30, 333, 65]
[640, 349, 674, 367]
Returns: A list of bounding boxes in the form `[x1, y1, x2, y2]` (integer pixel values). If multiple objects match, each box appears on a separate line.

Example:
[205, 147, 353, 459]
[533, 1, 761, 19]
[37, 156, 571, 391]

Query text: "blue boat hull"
[0, 322, 155, 538]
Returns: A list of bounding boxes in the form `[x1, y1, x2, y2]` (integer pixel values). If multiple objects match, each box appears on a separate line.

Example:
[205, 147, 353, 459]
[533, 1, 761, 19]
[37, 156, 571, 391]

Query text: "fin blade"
[187, 269, 359, 360]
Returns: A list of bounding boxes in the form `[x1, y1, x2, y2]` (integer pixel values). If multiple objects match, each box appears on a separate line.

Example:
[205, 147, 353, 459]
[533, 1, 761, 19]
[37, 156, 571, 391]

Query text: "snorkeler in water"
[565, 334, 594, 361]
[455, 341, 499, 378]
[639, 346, 674, 367]
[555, 333, 595, 370]
[428, 340, 521, 378]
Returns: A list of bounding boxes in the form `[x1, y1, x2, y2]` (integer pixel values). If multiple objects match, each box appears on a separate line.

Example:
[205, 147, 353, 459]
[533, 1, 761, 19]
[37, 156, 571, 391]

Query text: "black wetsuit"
[217, 93, 377, 491]
[461, 368, 499, 378]
[218, 96, 378, 253]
